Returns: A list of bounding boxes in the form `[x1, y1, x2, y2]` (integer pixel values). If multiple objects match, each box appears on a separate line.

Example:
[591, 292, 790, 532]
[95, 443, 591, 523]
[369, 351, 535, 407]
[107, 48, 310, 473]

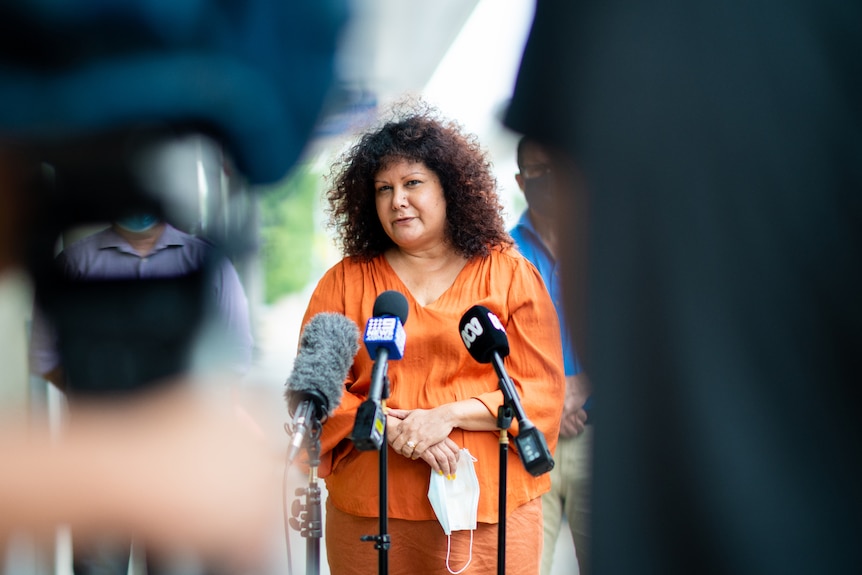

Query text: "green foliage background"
[258, 165, 321, 304]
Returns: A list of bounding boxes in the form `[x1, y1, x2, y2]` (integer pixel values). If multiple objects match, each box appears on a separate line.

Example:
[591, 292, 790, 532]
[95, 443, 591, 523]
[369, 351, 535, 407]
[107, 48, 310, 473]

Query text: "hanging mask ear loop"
[445, 529, 474, 574]
[428, 448, 479, 574]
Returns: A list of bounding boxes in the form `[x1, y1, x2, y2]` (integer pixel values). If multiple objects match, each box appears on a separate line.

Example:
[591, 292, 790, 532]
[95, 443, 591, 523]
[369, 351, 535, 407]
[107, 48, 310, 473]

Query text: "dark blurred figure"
[511, 136, 592, 575]
[506, 1, 862, 574]
[0, 0, 348, 571]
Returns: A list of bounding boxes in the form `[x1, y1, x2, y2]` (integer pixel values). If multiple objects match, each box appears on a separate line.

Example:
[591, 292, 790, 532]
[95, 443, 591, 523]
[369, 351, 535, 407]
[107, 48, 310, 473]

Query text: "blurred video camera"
[1, 0, 348, 393]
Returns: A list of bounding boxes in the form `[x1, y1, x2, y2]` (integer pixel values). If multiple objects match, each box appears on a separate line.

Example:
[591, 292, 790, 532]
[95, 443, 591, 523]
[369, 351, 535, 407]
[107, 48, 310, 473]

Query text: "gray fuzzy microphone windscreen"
[285, 312, 360, 416]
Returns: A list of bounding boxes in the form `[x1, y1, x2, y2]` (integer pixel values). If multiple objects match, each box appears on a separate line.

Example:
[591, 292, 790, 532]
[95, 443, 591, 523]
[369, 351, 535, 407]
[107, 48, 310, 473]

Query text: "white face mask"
[427, 448, 479, 574]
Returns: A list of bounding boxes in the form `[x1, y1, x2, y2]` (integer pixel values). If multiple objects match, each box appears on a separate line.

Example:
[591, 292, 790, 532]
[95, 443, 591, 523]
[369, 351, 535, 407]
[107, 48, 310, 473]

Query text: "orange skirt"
[324, 497, 543, 575]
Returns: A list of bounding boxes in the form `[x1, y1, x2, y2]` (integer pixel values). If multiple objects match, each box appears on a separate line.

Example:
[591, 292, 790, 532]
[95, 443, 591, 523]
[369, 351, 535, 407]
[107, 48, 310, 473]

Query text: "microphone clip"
[351, 399, 387, 452]
[283, 418, 323, 447]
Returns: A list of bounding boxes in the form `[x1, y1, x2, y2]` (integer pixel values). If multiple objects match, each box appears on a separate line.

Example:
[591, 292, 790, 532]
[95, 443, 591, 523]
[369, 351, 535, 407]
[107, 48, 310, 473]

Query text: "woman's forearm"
[439, 398, 499, 431]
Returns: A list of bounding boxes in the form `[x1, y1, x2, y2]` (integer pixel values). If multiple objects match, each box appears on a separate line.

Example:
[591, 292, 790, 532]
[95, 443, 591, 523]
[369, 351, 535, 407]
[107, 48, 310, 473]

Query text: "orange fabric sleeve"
[472, 253, 565, 454]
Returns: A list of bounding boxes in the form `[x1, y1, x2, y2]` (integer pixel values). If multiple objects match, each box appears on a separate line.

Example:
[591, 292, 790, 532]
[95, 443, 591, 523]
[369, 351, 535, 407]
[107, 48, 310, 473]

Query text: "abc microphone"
[459, 305, 555, 476]
[285, 312, 360, 465]
[351, 290, 408, 451]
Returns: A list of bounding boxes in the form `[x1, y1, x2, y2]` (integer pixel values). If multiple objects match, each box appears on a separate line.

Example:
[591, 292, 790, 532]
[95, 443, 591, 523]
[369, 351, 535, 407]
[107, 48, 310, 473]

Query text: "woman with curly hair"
[297, 105, 565, 575]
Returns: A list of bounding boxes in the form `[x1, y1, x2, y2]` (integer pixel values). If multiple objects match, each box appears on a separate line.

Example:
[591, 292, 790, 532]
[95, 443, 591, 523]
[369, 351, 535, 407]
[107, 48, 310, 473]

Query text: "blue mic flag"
[363, 316, 406, 361]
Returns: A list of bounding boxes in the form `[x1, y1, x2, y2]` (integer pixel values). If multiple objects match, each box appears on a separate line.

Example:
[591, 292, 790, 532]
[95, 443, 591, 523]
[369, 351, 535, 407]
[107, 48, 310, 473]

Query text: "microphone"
[285, 312, 360, 464]
[351, 290, 409, 451]
[459, 305, 555, 476]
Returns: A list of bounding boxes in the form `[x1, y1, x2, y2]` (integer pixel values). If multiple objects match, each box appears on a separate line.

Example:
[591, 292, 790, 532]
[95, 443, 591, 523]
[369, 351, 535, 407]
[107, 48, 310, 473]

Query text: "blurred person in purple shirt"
[30, 215, 253, 393]
[29, 217, 254, 393]
[27, 215, 254, 575]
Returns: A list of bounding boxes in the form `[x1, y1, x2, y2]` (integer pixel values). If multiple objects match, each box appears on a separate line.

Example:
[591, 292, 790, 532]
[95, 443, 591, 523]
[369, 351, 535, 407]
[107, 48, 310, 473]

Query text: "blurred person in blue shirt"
[510, 136, 592, 575]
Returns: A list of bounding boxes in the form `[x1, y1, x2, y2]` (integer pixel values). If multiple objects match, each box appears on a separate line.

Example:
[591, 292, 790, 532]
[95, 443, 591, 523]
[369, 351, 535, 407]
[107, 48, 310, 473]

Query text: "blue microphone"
[363, 291, 408, 360]
[352, 290, 408, 451]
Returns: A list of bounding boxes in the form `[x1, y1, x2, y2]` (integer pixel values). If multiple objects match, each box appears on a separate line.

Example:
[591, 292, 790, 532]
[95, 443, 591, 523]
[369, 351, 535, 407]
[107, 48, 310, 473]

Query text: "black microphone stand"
[496, 404, 514, 575]
[288, 421, 324, 575]
[492, 355, 554, 575]
[360, 372, 391, 575]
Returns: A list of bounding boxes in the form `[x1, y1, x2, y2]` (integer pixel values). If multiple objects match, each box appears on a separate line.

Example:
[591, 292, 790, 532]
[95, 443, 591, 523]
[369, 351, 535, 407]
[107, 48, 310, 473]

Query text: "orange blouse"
[299, 247, 565, 523]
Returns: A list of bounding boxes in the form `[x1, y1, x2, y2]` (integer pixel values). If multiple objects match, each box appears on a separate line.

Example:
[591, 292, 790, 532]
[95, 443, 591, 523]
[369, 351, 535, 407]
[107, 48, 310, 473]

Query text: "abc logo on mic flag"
[460, 309, 506, 351]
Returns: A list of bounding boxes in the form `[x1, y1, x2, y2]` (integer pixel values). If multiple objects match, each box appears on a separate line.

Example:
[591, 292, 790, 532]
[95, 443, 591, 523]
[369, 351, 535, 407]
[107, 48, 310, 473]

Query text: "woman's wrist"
[435, 403, 458, 429]
[385, 413, 400, 440]
[439, 398, 496, 431]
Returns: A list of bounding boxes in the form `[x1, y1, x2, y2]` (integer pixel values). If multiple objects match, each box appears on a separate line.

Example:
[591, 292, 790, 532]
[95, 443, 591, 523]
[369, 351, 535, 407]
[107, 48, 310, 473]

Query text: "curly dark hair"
[325, 104, 511, 260]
